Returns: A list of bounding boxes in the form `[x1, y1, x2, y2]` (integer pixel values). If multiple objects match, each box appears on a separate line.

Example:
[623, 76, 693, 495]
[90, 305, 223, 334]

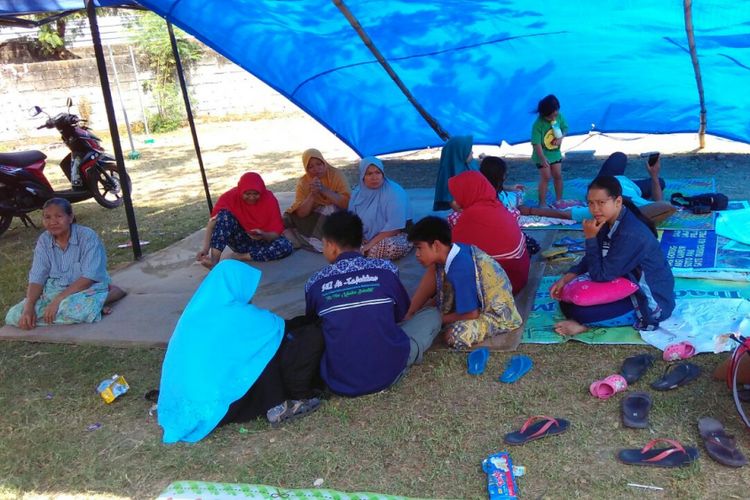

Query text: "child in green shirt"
[531, 94, 567, 207]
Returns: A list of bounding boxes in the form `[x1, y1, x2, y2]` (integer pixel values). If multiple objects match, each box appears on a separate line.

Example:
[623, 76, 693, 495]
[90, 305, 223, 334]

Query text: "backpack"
[670, 192, 729, 214]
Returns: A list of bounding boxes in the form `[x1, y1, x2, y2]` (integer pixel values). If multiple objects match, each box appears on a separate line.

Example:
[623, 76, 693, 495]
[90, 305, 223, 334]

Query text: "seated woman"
[158, 260, 324, 443]
[433, 135, 479, 211]
[349, 156, 412, 260]
[197, 172, 292, 269]
[284, 148, 351, 252]
[549, 176, 676, 336]
[406, 216, 522, 349]
[521, 152, 676, 225]
[5, 198, 125, 329]
[448, 171, 530, 294]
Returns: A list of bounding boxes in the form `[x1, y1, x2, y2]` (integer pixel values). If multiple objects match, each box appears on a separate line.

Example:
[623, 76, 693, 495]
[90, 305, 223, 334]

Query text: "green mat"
[521, 177, 716, 231]
[523, 276, 750, 344]
[157, 481, 420, 500]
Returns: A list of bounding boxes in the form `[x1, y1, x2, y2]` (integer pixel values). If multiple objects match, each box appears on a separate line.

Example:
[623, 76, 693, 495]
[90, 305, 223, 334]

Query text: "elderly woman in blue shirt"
[5, 198, 125, 330]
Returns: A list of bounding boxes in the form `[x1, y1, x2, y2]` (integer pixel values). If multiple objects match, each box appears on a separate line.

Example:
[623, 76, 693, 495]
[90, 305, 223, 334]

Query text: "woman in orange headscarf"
[284, 148, 351, 252]
[197, 172, 293, 269]
[449, 171, 530, 294]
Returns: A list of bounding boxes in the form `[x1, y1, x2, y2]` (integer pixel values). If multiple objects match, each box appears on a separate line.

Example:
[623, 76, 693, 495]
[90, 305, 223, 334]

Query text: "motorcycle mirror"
[66, 97, 73, 109]
[30, 106, 43, 117]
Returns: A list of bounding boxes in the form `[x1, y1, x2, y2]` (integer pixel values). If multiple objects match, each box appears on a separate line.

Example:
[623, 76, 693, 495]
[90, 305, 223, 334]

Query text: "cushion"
[561, 275, 639, 306]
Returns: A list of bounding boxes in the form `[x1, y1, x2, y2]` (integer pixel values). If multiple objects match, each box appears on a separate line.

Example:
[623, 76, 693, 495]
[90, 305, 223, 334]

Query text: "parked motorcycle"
[0, 98, 128, 237]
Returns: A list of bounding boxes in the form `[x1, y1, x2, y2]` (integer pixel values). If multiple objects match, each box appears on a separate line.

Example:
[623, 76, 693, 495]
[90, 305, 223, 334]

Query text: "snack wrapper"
[97, 374, 129, 403]
[482, 451, 519, 499]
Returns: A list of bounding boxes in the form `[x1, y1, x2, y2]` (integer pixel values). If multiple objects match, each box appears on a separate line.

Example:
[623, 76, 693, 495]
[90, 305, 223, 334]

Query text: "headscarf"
[449, 171, 526, 261]
[597, 152, 628, 177]
[433, 135, 480, 210]
[349, 156, 410, 241]
[287, 148, 351, 213]
[211, 172, 284, 234]
[158, 260, 285, 443]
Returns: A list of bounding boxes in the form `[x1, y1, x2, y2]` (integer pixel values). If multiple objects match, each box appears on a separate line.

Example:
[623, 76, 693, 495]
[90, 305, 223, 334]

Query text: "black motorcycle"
[0, 98, 128, 237]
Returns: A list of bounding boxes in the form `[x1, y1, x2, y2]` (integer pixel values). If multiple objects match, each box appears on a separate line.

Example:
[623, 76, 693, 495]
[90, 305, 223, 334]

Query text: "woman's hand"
[196, 248, 209, 261]
[582, 218, 604, 239]
[19, 306, 37, 330]
[249, 229, 265, 241]
[549, 272, 577, 300]
[42, 299, 61, 325]
[646, 156, 661, 178]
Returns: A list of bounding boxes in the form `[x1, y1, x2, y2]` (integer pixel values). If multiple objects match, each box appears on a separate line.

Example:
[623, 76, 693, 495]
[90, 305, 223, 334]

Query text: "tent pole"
[85, 0, 142, 260]
[332, 0, 450, 141]
[167, 21, 213, 213]
[684, 0, 706, 149]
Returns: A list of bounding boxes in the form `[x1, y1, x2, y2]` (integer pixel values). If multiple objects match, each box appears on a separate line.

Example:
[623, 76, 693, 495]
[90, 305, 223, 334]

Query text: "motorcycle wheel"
[85, 163, 130, 209]
[0, 213, 12, 237]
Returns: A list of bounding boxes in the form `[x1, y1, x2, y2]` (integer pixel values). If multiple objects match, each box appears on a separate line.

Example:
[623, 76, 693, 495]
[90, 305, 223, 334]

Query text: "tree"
[132, 12, 203, 132]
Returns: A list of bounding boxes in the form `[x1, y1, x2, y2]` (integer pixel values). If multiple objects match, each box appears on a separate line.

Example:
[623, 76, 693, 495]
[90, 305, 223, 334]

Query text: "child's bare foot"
[554, 319, 589, 336]
[102, 306, 113, 316]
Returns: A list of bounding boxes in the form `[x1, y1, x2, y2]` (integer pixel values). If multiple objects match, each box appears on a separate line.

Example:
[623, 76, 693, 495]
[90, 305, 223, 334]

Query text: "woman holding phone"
[197, 172, 293, 269]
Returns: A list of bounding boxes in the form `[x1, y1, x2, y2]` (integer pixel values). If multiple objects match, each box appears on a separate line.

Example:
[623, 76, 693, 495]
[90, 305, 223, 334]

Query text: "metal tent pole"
[166, 20, 213, 213]
[332, 0, 450, 142]
[85, 0, 142, 259]
[684, 0, 707, 150]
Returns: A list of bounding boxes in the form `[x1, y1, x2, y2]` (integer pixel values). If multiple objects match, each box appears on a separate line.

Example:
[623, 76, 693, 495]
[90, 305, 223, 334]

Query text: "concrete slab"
[0, 189, 543, 350]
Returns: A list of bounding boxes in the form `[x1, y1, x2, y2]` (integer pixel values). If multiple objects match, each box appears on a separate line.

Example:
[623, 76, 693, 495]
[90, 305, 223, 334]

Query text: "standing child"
[531, 94, 567, 207]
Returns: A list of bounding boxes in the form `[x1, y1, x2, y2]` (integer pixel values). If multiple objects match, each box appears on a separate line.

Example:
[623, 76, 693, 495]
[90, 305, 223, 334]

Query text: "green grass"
[1, 342, 749, 498]
[2, 122, 750, 498]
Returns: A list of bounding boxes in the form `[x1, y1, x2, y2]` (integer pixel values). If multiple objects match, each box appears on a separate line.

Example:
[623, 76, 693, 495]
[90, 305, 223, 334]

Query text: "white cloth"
[640, 298, 750, 353]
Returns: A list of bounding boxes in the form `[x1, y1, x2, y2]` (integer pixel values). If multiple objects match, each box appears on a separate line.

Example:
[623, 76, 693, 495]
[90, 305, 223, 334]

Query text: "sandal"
[663, 341, 696, 362]
[504, 415, 570, 445]
[621, 392, 652, 429]
[650, 362, 701, 391]
[467, 347, 490, 376]
[499, 354, 533, 383]
[267, 397, 321, 427]
[698, 417, 748, 467]
[617, 438, 699, 468]
[590, 374, 627, 400]
[620, 353, 655, 384]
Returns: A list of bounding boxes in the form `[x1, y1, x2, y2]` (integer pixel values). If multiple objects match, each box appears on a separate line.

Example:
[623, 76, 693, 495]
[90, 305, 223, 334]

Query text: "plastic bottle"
[551, 120, 563, 139]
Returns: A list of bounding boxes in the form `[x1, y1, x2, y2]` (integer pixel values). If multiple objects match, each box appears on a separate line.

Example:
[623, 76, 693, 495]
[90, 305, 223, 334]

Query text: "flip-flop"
[663, 341, 696, 362]
[650, 362, 701, 391]
[620, 353, 655, 384]
[617, 438, 699, 468]
[698, 417, 748, 467]
[504, 415, 570, 445]
[621, 392, 652, 428]
[467, 347, 490, 376]
[499, 355, 533, 383]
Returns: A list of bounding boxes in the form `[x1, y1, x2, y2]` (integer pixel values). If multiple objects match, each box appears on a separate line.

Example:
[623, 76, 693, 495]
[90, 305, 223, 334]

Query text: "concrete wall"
[0, 48, 298, 142]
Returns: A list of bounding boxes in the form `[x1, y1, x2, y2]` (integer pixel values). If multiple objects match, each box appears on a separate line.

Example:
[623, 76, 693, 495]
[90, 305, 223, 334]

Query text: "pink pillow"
[560, 276, 639, 306]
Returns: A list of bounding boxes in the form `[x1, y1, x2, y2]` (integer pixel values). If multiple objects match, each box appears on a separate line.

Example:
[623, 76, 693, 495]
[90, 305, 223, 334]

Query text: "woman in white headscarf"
[349, 156, 412, 260]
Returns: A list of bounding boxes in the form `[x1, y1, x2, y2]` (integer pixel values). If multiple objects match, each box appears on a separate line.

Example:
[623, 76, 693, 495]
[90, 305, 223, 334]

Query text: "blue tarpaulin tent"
[3, 1, 749, 157]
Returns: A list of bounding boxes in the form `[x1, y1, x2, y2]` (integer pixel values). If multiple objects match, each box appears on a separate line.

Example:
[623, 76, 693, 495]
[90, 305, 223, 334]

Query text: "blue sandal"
[499, 355, 533, 383]
[467, 347, 490, 375]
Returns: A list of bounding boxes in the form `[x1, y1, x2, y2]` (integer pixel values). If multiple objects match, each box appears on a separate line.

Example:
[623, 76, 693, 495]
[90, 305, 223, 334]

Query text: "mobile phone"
[640, 151, 660, 166]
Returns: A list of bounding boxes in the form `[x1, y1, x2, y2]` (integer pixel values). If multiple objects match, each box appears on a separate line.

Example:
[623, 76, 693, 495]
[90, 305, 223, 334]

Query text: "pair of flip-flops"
[467, 349, 533, 383]
[620, 353, 701, 391]
[504, 415, 569, 445]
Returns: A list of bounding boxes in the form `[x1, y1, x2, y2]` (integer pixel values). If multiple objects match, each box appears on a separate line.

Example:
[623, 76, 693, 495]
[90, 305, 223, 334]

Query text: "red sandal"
[617, 438, 699, 467]
[504, 415, 570, 445]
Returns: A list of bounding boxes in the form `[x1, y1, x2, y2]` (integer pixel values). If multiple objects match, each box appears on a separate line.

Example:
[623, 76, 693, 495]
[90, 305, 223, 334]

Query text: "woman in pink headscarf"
[197, 172, 293, 269]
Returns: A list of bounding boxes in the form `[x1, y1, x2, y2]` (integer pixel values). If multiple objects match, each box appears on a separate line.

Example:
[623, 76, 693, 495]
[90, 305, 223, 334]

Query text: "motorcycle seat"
[0, 151, 47, 167]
